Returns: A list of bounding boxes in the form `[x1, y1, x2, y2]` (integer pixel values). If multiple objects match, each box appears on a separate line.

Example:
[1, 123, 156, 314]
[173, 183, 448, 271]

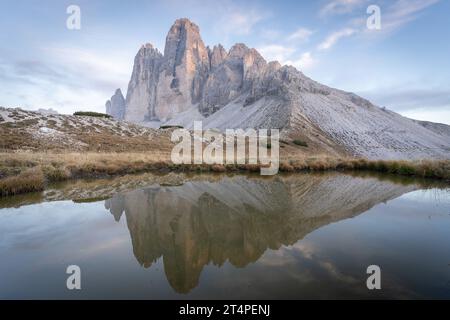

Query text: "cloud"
[260, 29, 281, 40]
[45, 46, 131, 89]
[402, 109, 450, 125]
[163, 0, 267, 38]
[355, 85, 450, 124]
[297, 52, 317, 69]
[388, 0, 439, 20]
[45, 47, 131, 79]
[0, 75, 111, 114]
[380, 0, 440, 34]
[285, 52, 317, 70]
[12, 60, 64, 81]
[257, 44, 317, 71]
[360, 88, 450, 111]
[318, 28, 357, 50]
[3, 46, 131, 94]
[257, 45, 296, 63]
[287, 28, 314, 42]
[0, 46, 133, 113]
[320, 0, 367, 17]
[218, 9, 264, 36]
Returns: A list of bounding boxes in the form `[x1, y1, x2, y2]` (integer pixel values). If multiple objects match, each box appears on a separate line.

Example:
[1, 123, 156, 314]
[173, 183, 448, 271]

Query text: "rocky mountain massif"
[106, 18, 450, 160]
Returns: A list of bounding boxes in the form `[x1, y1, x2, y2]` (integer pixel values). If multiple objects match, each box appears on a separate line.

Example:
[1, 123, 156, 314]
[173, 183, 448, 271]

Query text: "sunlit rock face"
[155, 18, 210, 121]
[104, 174, 416, 293]
[124, 44, 163, 123]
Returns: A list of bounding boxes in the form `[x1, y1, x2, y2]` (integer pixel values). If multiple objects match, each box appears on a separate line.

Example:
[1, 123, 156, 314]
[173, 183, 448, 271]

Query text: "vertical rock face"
[125, 44, 162, 122]
[155, 18, 210, 121]
[105, 88, 126, 120]
[105, 100, 111, 115]
[199, 43, 268, 116]
[208, 44, 227, 69]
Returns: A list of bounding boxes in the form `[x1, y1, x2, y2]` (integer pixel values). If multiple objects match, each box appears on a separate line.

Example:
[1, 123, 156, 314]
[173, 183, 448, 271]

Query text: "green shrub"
[387, 161, 400, 174]
[293, 139, 308, 147]
[397, 163, 416, 176]
[74, 111, 112, 118]
[159, 125, 184, 129]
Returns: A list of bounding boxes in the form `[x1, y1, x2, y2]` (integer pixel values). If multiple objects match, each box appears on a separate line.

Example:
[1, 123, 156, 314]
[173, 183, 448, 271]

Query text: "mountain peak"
[138, 43, 161, 56]
[163, 17, 208, 66]
[141, 43, 154, 49]
[228, 43, 250, 57]
[164, 18, 202, 55]
[209, 44, 228, 69]
[106, 88, 126, 120]
[171, 18, 200, 32]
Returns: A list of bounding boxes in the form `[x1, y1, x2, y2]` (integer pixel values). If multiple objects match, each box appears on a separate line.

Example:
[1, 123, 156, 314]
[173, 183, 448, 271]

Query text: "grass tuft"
[0, 168, 45, 196]
[293, 139, 308, 147]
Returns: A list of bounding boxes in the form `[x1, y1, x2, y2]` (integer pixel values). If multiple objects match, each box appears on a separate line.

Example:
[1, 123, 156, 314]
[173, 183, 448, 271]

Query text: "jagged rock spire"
[105, 88, 125, 120]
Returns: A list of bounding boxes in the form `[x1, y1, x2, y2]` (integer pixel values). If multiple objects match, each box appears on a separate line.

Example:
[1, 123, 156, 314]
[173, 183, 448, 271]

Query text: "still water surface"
[0, 172, 449, 299]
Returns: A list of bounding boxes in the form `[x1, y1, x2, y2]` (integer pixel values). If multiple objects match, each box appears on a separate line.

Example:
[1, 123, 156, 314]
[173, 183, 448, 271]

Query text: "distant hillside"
[0, 107, 174, 153]
[0, 107, 348, 158]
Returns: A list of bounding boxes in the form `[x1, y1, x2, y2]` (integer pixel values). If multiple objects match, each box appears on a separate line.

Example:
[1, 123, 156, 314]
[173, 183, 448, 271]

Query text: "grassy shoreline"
[0, 152, 449, 197]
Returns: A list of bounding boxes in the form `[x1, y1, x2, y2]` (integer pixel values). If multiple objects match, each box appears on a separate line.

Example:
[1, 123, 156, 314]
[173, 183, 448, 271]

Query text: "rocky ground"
[0, 107, 338, 159]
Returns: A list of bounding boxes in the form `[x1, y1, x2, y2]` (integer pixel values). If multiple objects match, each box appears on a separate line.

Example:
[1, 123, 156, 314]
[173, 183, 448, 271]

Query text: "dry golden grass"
[0, 151, 171, 179]
[0, 167, 45, 196]
[281, 157, 450, 179]
[0, 151, 449, 197]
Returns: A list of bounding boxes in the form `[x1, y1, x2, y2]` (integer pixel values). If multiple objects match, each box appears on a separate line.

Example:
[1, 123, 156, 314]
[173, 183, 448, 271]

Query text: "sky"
[0, 0, 449, 124]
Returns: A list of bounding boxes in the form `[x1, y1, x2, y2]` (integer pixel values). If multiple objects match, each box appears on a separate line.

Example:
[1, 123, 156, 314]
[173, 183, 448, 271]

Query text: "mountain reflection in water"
[104, 174, 416, 294]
